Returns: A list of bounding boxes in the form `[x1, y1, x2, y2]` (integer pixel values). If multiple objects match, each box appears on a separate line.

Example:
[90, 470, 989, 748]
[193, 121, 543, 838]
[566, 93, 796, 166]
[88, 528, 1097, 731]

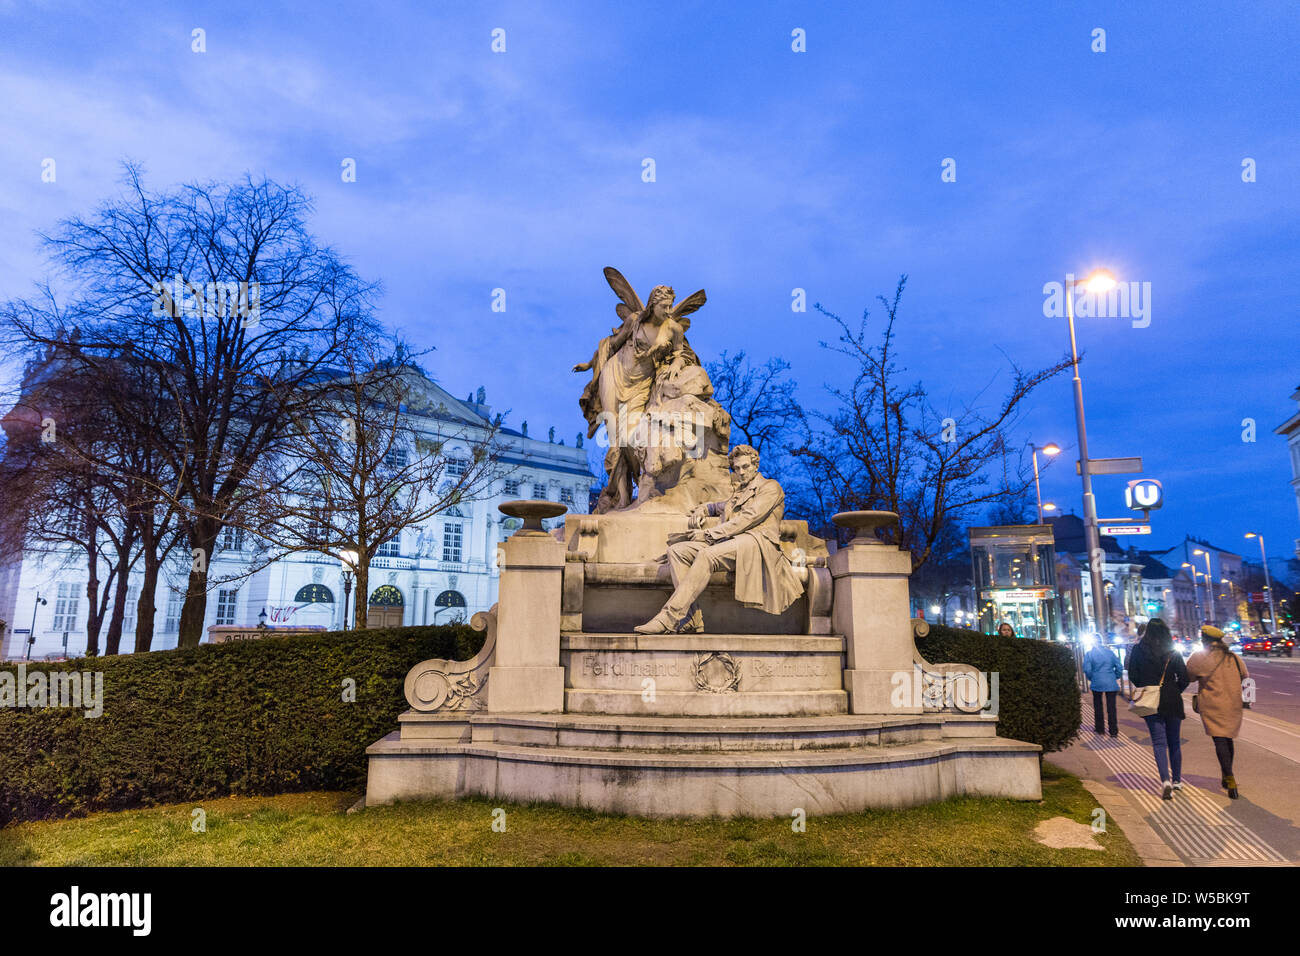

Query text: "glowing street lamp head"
[1082, 269, 1117, 294]
[1042, 443, 1061, 456]
[1244, 532, 1258, 540]
[1043, 502, 1058, 512]
[1193, 549, 1205, 557]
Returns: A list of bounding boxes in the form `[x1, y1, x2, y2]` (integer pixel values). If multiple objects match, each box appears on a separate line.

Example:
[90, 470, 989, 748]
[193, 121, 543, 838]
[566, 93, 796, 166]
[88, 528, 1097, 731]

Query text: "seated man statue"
[634, 444, 803, 634]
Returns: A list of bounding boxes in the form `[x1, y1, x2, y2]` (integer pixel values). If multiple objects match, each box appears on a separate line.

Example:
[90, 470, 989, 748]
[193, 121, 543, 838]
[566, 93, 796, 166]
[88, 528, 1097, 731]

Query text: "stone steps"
[365, 725, 1041, 818]
[447, 711, 999, 751]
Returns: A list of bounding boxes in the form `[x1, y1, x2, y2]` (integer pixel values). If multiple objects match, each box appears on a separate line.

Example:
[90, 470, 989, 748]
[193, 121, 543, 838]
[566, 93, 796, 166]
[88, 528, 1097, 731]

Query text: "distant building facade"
[0, 374, 595, 660]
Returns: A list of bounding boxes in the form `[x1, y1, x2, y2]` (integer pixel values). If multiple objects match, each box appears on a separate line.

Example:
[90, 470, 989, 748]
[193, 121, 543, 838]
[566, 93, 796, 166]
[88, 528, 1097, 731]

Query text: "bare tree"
[3, 164, 381, 647]
[706, 350, 804, 481]
[790, 276, 1072, 572]
[0, 352, 138, 655]
[245, 341, 500, 629]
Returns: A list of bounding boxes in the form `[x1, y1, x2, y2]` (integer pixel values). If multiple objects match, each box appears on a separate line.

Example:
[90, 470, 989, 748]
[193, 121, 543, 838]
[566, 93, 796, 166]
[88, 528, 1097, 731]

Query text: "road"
[1053, 657, 1300, 866]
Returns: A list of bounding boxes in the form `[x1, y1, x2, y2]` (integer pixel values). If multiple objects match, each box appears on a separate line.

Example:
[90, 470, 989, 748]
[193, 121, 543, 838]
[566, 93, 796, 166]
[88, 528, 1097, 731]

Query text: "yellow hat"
[1200, 625, 1225, 640]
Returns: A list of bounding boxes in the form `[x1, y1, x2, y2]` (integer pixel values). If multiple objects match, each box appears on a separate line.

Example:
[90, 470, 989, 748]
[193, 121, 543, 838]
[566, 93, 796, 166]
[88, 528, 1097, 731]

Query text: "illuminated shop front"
[969, 524, 1061, 641]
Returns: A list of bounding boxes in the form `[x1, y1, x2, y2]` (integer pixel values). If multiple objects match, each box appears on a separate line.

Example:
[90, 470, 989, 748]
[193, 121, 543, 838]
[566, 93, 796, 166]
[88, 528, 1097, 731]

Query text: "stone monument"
[365, 269, 1041, 818]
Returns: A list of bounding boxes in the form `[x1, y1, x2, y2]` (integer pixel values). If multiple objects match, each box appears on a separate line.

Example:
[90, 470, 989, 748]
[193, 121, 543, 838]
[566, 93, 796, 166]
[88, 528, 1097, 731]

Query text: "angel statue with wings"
[573, 268, 710, 513]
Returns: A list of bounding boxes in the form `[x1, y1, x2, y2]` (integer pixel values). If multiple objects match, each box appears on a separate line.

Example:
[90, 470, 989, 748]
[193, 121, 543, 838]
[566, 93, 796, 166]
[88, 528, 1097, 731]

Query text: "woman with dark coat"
[1124, 618, 1190, 800]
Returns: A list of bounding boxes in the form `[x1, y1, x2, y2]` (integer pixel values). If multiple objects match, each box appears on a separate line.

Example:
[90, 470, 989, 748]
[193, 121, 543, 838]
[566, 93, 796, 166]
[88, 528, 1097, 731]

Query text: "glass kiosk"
[970, 524, 1060, 640]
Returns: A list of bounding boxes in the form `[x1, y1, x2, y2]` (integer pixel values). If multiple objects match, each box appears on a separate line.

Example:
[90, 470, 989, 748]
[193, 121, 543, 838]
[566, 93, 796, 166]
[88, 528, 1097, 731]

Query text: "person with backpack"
[1187, 625, 1251, 800]
[1083, 639, 1124, 736]
[1124, 618, 1190, 800]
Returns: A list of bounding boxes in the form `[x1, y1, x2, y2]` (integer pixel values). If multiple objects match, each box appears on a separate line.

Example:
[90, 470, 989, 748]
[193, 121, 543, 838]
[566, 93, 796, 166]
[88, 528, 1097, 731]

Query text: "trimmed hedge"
[917, 625, 1081, 754]
[0, 624, 483, 825]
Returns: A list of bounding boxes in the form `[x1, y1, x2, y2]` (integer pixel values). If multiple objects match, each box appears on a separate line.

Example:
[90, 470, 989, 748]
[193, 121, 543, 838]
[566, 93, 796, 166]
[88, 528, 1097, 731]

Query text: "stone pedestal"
[830, 536, 919, 715]
[487, 531, 566, 713]
[365, 507, 1045, 816]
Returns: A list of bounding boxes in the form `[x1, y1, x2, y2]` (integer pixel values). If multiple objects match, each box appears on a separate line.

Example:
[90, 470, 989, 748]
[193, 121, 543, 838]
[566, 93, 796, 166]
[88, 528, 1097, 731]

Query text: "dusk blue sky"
[2, 1, 1297, 565]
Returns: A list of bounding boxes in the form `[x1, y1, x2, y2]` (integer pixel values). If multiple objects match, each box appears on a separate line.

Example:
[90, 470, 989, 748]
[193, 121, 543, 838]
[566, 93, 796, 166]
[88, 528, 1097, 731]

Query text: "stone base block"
[486, 666, 565, 713]
[845, 667, 922, 715]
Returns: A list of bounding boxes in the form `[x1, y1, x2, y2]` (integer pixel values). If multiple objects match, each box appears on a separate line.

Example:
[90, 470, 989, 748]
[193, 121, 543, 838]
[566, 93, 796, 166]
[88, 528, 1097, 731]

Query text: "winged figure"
[573, 268, 708, 511]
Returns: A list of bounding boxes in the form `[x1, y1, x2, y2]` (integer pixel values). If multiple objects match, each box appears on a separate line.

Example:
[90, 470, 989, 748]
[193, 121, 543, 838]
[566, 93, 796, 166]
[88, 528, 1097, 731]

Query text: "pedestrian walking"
[1186, 625, 1250, 800]
[1125, 618, 1190, 800]
[1083, 640, 1124, 736]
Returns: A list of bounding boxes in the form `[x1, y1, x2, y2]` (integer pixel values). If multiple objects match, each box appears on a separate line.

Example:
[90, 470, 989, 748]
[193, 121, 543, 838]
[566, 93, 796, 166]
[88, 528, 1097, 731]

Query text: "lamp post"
[339, 550, 359, 630]
[1064, 269, 1118, 640]
[1245, 532, 1277, 635]
[1182, 563, 1206, 624]
[25, 592, 47, 660]
[1027, 442, 1061, 523]
[1193, 549, 1215, 624]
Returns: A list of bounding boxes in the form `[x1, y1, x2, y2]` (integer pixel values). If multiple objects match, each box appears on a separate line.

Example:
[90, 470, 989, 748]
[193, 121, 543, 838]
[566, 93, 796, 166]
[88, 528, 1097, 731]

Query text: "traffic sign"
[1125, 478, 1163, 510]
[1076, 456, 1143, 475]
[1101, 524, 1151, 535]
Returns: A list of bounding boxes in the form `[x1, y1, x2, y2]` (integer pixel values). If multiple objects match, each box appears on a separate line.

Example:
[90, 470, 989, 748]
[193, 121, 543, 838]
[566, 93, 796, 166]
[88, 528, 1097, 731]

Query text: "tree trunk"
[103, 567, 131, 655]
[80, 503, 107, 655]
[178, 520, 218, 648]
[354, 560, 369, 630]
[177, 565, 209, 648]
[133, 551, 161, 653]
[102, 527, 137, 655]
[83, 545, 103, 657]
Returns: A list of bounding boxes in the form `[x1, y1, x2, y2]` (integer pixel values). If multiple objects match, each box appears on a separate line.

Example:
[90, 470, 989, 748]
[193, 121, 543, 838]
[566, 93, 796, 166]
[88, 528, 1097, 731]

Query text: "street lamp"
[1182, 563, 1206, 624]
[1193, 549, 1214, 623]
[25, 592, 48, 660]
[1245, 532, 1277, 635]
[1026, 441, 1061, 524]
[1064, 269, 1117, 641]
[339, 549, 359, 630]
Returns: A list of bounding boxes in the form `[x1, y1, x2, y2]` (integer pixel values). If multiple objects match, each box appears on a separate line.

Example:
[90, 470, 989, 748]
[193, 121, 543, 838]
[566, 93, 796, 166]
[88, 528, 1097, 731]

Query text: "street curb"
[1078, 778, 1186, 868]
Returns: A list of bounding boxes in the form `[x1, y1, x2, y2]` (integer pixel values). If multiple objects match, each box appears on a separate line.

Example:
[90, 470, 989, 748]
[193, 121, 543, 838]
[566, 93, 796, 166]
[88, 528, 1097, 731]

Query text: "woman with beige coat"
[1186, 625, 1250, 799]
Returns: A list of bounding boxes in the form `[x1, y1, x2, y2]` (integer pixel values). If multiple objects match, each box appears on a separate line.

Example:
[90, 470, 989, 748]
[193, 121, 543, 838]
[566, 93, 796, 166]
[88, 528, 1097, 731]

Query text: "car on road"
[1269, 633, 1296, 657]
[1240, 635, 1293, 657]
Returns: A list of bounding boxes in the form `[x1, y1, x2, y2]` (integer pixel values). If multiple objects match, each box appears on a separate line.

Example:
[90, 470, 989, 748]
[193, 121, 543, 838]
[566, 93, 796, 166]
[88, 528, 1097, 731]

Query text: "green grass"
[0, 762, 1141, 867]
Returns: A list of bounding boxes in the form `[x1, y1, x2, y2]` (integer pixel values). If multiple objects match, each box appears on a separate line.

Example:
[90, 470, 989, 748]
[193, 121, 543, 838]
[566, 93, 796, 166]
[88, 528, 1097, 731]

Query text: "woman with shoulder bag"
[1186, 625, 1251, 799]
[1124, 618, 1190, 800]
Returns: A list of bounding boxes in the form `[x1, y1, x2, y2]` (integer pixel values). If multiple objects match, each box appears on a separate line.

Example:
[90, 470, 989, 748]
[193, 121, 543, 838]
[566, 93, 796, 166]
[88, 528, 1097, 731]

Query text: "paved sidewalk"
[1052, 696, 1296, 867]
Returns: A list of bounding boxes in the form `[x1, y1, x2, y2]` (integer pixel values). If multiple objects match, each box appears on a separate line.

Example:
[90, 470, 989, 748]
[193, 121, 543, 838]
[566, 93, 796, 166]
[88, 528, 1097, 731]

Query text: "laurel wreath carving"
[693, 652, 741, 694]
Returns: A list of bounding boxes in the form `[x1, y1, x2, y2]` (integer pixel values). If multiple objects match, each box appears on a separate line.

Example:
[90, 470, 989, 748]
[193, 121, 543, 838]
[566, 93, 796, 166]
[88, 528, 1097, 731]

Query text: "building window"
[123, 584, 140, 633]
[215, 589, 239, 626]
[294, 584, 335, 604]
[443, 521, 464, 563]
[220, 526, 244, 552]
[532, 483, 548, 500]
[164, 591, 182, 633]
[504, 478, 521, 496]
[368, 585, 404, 607]
[446, 457, 467, 477]
[52, 582, 81, 632]
[560, 487, 575, 506]
[384, 447, 409, 470]
[377, 536, 400, 557]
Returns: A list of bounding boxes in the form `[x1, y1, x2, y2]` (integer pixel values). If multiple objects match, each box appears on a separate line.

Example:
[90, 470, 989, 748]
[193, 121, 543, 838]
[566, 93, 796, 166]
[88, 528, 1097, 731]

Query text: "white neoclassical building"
[0, 372, 594, 659]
